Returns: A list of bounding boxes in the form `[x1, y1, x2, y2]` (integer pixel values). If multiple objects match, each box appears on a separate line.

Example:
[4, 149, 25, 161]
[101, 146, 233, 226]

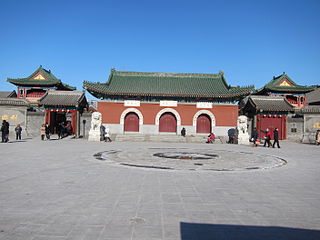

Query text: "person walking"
[40, 124, 46, 141]
[263, 128, 271, 147]
[15, 124, 22, 140]
[272, 128, 280, 148]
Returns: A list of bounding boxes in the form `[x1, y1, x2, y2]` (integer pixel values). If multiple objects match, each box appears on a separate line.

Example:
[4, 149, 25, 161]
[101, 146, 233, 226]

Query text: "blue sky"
[0, 0, 319, 99]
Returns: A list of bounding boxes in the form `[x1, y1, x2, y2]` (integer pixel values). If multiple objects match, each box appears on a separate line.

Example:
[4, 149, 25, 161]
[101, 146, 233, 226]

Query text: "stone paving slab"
[0, 138, 320, 239]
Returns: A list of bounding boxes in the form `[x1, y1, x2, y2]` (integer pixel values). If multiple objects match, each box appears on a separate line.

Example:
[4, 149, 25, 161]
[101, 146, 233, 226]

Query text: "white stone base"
[88, 130, 101, 141]
[238, 134, 250, 145]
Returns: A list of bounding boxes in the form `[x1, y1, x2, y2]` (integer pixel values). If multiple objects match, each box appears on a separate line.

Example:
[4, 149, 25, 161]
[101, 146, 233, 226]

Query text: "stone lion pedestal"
[88, 112, 102, 141]
[237, 115, 250, 145]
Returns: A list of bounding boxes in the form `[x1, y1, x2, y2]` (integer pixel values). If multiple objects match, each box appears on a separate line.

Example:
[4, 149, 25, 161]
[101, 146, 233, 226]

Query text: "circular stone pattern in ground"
[94, 148, 286, 171]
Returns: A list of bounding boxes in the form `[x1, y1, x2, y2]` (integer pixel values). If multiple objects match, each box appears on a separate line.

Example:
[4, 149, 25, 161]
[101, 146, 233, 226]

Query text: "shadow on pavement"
[180, 222, 320, 240]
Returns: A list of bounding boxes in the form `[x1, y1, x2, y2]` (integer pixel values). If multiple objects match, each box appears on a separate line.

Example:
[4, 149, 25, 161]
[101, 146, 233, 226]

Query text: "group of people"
[40, 121, 73, 140]
[251, 127, 280, 148]
[1, 120, 23, 142]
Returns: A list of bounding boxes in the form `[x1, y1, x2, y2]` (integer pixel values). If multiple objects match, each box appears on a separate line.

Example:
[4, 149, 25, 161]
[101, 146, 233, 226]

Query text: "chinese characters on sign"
[1, 114, 18, 121]
[313, 122, 320, 129]
[124, 100, 141, 107]
[196, 102, 213, 109]
[160, 101, 177, 107]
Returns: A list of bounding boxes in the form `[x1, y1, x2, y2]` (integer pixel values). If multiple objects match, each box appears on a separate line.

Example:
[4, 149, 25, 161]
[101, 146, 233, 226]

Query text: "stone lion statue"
[237, 115, 248, 134]
[91, 112, 102, 131]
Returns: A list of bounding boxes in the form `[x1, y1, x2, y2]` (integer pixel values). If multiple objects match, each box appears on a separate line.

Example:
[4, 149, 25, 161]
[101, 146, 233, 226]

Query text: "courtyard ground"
[0, 138, 319, 240]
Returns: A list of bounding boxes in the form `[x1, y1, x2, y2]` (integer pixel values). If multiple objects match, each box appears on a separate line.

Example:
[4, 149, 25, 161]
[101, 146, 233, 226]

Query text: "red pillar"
[282, 115, 287, 140]
[71, 110, 77, 135]
[45, 110, 50, 125]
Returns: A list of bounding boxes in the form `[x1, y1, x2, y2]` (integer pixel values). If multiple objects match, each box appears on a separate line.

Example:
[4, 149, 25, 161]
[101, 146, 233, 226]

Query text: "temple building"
[240, 95, 294, 140]
[7, 65, 75, 104]
[254, 72, 315, 109]
[38, 91, 88, 135]
[6, 66, 87, 136]
[84, 69, 254, 137]
[241, 73, 316, 140]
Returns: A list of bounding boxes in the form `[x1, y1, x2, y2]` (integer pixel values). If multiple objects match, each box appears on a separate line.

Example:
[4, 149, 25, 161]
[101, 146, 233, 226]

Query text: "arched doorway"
[159, 113, 177, 132]
[124, 112, 139, 132]
[196, 114, 211, 133]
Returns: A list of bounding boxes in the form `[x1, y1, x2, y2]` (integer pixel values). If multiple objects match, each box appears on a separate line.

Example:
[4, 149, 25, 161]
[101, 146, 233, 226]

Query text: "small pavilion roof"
[39, 91, 87, 107]
[84, 69, 254, 100]
[255, 73, 315, 94]
[241, 95, 294, 112]
[7, 66, 76, 91]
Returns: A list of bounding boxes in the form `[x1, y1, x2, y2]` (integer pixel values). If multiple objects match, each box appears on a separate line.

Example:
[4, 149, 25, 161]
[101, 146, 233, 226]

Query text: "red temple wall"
[98, 102, 238, 127]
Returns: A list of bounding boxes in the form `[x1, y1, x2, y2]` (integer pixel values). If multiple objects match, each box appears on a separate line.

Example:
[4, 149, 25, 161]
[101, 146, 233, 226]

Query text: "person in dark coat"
[181, 127, 186, 137]
[45, 123, 50, 140]
[1, 120, 8, 142]
[272, 128, 280, 148]
[227, 128, 236, 144]
[57, 123, 63, 139]
[15, 124, 22, 140]
[1, 120, 9, 143]
[251, 127, 259, 146]
[100, 124, 106, 141]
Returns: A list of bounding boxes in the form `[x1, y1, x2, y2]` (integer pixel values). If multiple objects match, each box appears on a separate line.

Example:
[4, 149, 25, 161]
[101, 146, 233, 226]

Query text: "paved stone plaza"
[0, 138, 320, 240]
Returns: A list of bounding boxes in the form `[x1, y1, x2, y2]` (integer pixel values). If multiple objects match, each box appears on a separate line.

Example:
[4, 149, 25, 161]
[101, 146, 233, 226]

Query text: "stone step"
[112, 134, 225, 144]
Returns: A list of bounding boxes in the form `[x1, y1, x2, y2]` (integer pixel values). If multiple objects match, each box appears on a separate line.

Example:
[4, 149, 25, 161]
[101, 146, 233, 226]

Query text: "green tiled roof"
[242, 95, 294, 112]
[7, 65, 76, 90]
[39, 91, 87, 107]
[257, 73, 315, 94]
[84, 69, 254, 100]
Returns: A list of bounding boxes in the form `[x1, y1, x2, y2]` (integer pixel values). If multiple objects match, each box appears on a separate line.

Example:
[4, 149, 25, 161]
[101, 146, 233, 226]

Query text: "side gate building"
[84, 69, 253, 137]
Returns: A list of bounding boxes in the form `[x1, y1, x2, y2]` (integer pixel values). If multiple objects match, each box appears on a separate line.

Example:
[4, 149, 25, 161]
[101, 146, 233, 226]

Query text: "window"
[291, 128, 297, 133]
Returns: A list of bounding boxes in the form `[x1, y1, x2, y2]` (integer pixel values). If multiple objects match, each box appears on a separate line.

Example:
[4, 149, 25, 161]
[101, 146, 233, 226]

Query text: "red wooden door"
[124, 113, 139, 132]
[259, 116, 284, 140]
[159, 113, 177, 132]
[196, 114, 211, 133]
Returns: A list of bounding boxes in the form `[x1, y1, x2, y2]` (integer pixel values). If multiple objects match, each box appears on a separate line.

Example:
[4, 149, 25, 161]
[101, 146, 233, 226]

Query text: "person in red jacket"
[263, 128, 271, 147]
